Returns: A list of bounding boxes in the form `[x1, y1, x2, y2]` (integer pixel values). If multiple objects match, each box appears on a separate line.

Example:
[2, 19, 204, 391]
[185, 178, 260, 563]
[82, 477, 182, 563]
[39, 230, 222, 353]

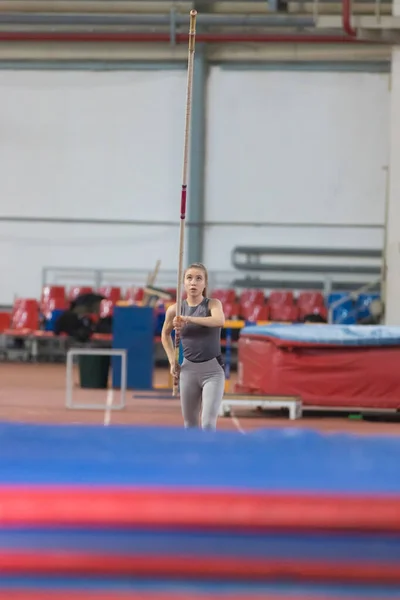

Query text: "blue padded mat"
[240, 324, 400, 347]
[0, 528, 399, 562]
[0, 422, 399, 492]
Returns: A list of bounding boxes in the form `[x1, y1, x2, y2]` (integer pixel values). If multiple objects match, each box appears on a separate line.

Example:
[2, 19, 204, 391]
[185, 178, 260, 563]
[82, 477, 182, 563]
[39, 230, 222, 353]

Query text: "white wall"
[204, 68, 389, 270]
[0, 70, 187, 302]
[0, 67, 390, 303]
[384, 48, 400, 325]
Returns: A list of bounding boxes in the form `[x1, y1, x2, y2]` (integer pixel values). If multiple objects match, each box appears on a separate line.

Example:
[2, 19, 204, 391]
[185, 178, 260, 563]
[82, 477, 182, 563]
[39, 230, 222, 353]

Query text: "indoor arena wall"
[0, 66, 390, 303]
[203, 67, 389, 271]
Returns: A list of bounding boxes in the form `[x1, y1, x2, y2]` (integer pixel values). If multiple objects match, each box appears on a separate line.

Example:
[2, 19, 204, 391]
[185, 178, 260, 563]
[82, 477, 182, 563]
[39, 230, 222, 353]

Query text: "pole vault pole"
[173, 9, 197, 397]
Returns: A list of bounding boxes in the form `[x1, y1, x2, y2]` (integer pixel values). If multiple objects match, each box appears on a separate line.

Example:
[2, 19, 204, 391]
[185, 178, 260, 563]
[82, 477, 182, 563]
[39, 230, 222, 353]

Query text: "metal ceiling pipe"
[0, 1, 191, 12]
[0, 12, 316, 27]
[0, 30, 372, 42]
[0, 0, 392, 13]
[342, 0, 357, 35]
[0, 0, 390, 4]
[1, 0, 271, 5]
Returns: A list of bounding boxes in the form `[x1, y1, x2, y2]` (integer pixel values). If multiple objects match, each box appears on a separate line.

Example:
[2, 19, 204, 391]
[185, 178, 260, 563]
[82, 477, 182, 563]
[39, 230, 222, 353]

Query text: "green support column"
[187, 42, 207, 265]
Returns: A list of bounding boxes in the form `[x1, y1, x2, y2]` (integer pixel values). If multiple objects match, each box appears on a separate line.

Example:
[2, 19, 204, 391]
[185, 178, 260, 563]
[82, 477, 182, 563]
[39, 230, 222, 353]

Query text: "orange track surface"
[0, 363, 399, 436]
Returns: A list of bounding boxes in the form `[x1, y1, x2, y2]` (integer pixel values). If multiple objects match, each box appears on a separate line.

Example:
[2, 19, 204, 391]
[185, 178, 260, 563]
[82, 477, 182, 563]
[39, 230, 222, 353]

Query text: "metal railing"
[41, 266, 236, 294]
[41, 266, 383, 301]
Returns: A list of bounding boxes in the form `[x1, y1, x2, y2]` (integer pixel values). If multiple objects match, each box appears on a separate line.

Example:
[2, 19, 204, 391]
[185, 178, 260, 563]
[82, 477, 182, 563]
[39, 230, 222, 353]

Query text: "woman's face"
[184, 267, 206, 299]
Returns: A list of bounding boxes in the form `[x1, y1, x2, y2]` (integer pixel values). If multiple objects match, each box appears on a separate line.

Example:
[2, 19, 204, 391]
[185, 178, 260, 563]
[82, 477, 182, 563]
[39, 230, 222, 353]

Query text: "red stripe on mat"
[0, 552, 399, 584]
[0, 487, 399, 531]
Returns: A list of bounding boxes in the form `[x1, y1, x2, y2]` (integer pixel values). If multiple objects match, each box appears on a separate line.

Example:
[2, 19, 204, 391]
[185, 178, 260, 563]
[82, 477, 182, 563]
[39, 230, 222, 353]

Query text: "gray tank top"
[180, 297, 222, 362]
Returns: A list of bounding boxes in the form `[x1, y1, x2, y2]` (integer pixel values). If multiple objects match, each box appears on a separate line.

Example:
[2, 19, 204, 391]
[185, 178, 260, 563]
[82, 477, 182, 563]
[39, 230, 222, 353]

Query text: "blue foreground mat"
[0, 422, 399, 491]
[0, 422, 399, 598]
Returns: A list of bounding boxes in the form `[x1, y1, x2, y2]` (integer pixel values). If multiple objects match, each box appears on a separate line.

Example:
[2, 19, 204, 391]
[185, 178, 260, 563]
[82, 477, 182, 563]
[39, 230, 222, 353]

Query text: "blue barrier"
[112, 306, 154, 390]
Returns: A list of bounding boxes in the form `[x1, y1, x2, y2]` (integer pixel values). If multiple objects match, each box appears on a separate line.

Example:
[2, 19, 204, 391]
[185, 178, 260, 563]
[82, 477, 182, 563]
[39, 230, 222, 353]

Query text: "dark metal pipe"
[0, 12, 316, 27]
[1, 0, 391, 4]
[343, 0, 357, 36]
[0, 31, 371, 43]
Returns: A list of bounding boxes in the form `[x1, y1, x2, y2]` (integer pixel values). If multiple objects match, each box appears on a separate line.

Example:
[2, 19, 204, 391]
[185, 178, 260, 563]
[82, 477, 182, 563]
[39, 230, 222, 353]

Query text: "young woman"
[161, 262, 225, 430]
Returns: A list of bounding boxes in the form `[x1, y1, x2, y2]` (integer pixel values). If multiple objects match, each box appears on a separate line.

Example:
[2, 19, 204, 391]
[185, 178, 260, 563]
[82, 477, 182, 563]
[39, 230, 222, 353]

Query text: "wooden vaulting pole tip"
[189, 9, 197, 51]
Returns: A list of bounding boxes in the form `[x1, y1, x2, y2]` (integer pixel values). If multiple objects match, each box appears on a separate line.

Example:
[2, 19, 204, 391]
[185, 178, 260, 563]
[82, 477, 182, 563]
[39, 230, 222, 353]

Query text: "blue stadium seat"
[356, 293, 381, 320]
[327, 292, 350, 307]
[327, 293, 354, 323]
[333, 306, 357, 325]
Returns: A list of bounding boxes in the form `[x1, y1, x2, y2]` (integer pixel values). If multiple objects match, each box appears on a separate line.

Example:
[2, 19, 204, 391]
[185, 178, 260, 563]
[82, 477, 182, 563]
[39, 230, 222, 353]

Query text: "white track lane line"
[104, 388, 114, 426]
[230, 410, 246, 434]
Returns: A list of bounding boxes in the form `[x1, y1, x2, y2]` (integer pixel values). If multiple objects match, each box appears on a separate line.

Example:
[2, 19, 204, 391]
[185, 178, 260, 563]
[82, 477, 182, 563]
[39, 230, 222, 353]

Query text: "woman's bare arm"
[161, 303, 177, 365]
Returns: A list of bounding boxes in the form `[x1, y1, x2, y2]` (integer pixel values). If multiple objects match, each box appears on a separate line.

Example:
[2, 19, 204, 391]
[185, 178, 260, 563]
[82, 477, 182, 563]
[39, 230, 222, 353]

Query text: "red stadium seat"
[298, 291, 325, 308]
[99, 299, 114, 318]
[297, 291, 326, 320]
[268, 290, 294, 307]
[211, 289, 237, 303]
[98, 286, 121, 304]
[16, 310, 38, 331]
[223, 302, 240, 319]
[10, 299, 22, 324]
[41, 297, 68, 320]
[270, 303, 299, 322]
[5, 298, 40, 335]
[15, 298, 39, 312]
[299, 303, 328, 321]
[239, 289, 265, 306]
[41, 285, 65, 301]
[241, 302, 270, 322]
[0, 312, 11, 332]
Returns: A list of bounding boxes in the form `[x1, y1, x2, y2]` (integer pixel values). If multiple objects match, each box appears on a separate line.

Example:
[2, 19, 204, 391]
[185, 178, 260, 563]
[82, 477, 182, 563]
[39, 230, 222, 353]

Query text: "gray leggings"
[179, 357, 225, 431]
